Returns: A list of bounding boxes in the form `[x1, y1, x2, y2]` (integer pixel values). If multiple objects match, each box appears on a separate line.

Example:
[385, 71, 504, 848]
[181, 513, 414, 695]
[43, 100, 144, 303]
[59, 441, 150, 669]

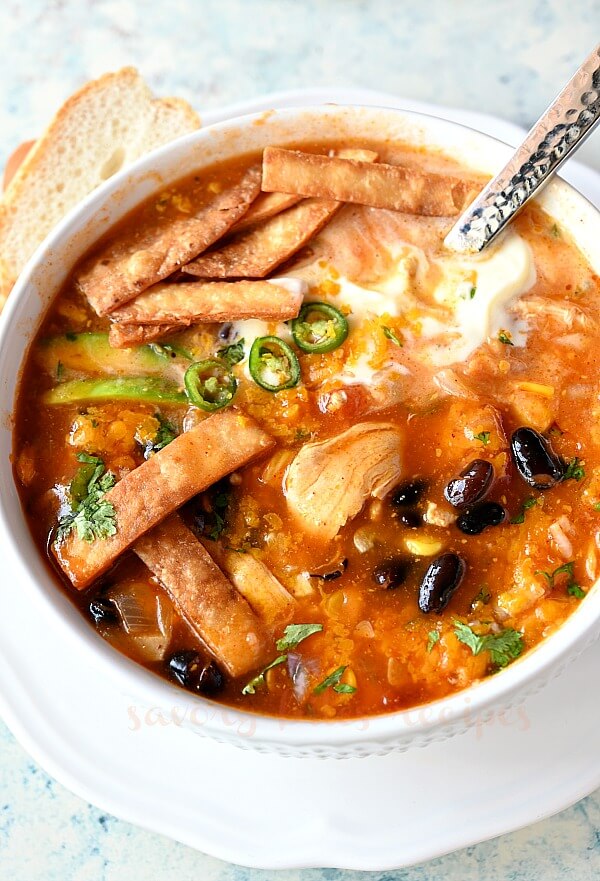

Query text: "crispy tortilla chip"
[226, 150, 377, 236]
[213, 547, 296, 630]
[229, 191, 302, 234]
[54, 410, 274, 589]
[135, 515, 271, 677]
[108, 321, 182, 348]
[183, 198, 340, 279]
[77, 165, 262, 315]
[262, 147, 479, 216]
[110, 279, 305, 326]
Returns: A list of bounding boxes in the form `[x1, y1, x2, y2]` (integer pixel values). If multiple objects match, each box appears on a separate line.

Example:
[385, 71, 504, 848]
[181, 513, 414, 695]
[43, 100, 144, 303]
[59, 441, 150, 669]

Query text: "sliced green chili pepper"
[249, 336, 300, 392]
[290, 301, 348, 354]
[43, 377, 187, 405]
[184, 359, 238, 411]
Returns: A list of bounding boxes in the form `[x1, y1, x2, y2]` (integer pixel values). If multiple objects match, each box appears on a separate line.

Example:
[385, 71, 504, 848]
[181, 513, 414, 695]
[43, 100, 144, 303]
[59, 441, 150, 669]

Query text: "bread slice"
[0, 67, 201, 306]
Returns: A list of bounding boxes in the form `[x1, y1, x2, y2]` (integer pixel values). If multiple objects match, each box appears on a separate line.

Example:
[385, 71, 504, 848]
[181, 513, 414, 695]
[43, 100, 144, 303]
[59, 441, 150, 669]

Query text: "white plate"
[1, 89, 599, 871]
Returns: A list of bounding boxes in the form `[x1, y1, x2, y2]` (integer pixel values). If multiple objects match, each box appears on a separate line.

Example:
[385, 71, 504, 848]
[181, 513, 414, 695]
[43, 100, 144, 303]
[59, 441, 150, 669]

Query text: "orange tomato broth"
[12, 140, 600, 720]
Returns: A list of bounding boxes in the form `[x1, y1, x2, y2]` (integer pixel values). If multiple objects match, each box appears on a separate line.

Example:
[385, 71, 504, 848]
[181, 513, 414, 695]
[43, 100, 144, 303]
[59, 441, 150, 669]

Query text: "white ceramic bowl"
[1, 105, 599, 759]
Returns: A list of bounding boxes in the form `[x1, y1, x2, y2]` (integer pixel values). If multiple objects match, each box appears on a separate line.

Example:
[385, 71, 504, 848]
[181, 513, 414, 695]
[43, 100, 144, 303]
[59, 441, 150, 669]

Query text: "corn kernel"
[404, 535, 444, 556]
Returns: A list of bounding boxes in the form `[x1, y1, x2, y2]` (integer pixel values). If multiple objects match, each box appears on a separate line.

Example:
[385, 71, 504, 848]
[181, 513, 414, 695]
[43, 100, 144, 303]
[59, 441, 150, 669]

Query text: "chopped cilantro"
[536, 560, 586, 598]
[140, 414, 177, 459]
[562, 457, 585, 481]
[474, 431, 491, 445]
[453, 621, 524, 669]
[471, 585, 492, 608]
[314, 665, 356, 695]
[217, 338, 246, 367]
[550, 223, 561, 238]
[426, 630, 440, 652]
[498, 331, 514, 346]
[242, 623, 324, 695]
[56, 360, 64, 381]
[276, 623, 323, 652]
[57, 453, 117, 543]
[593, 502, 600, 512]
[510, 496, 538, 525]
[469, 286, 477, 299]
[382, 326, 403, 347]
[242, 655, 287, 695]
[295, 428, 312, 442]
[207, 490, 230, 541]
[536, 561, 575, 586]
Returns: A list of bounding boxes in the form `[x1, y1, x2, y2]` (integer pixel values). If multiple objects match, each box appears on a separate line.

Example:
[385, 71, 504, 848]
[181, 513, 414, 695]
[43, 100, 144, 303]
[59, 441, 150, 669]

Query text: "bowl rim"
[2, 102, 600, 752]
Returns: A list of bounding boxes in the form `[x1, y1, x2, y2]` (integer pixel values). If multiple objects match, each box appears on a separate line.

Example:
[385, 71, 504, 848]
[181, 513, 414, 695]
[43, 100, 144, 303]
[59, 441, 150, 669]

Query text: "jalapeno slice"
[248, 336, 300, 392]
[184, 359, 238, 411]
[291, 301, 349, 354]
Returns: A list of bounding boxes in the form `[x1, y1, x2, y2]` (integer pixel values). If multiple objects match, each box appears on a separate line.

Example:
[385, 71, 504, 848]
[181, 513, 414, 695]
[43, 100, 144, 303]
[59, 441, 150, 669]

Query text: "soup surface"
[13, 137, 600, 719]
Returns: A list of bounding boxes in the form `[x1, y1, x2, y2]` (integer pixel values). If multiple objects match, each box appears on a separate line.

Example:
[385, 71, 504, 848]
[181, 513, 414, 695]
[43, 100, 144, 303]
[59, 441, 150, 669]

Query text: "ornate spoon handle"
[445, 43, 600, 253]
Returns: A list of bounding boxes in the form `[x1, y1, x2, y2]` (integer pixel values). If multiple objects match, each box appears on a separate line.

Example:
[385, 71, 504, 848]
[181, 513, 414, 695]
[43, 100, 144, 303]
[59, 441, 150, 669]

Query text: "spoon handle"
[445, 43, 600, 253]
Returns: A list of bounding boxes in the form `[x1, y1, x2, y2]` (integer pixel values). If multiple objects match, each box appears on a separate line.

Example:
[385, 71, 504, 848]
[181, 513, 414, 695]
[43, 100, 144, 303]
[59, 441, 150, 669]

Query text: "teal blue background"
[1, 1, 599, 877]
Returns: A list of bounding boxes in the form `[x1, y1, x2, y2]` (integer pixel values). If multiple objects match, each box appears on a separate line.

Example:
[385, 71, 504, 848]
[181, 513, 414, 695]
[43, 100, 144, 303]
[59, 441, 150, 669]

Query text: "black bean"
[89, 597, 118, 626]
[444, 459, 494, 508]
[167, 651, 225, 695]
[397, 510, 422, 529]
[510, 427, 564, 489]
[418, 553, 466, 613]
[391, 479, 427, 507]
[372, 557, 411, 589]
[456, 501, 506, 535]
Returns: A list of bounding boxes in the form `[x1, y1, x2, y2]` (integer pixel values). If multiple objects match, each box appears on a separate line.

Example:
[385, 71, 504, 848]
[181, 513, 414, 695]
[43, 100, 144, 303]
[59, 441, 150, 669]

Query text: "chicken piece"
[212, 547, 296, 630]
[513, 295, 595, 331]
[284, 422, 403, 541]
[135, 515, 271, 677]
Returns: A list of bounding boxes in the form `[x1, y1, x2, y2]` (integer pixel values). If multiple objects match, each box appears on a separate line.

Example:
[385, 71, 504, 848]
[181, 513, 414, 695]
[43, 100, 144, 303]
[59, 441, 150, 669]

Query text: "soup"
[13, 139, 600, 719]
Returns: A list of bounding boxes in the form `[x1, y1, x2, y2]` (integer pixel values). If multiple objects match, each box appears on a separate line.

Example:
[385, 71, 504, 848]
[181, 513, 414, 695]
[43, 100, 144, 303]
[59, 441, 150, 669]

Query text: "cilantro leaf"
[568, 583, 586, 599]
[471, 586, 492, 609]
[241, 655, 287, 695]
[426, 629, 440, 652]
[217, 339, 246, 367]
[536, 561, 574, 587]
[510, 496, 538, 525]
[453, 621, 524, 669]
[474, 431, 490, 445]
[276, 623, 323, 652]
[382, 326, 403, 347]
[469, 286, 477, 299]
[562, 457, 585, 482]
[314, 665, 356, 695]
[498, 331, 514, 346]
[57, 454, 117, 543]
[140, 414, 177, 459]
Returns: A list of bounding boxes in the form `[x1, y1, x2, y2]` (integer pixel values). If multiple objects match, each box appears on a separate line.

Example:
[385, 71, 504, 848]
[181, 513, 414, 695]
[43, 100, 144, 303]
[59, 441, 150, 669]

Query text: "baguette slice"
[0, 67, 201, 307]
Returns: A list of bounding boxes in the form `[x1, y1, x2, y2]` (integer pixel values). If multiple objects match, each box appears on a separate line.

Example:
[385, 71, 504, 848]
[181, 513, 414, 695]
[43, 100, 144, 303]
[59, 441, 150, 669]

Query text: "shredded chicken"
[548, 515, 575, 560]
[284, 422, 403, 541]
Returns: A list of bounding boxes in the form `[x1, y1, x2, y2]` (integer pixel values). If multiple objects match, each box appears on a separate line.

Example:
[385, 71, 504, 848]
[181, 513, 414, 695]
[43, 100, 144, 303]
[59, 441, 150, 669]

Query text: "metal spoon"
[445, 43, 600, 254]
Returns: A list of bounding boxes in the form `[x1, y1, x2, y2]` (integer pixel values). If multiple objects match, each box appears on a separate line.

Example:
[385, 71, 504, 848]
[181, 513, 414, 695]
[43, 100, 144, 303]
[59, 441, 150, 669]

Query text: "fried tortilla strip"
[110, 279, 305, 325]
[211, 546, 296, 630]
[54, 410, 274, 589]
[76, 165, 262, 315]
[229, 191, 302, 233]
[182, 198, 340, 279]
[226, 150, 377, 235]
[135, 516, 271, 677]
[262, 147, 479, 216]
[108, 321, 182, 348]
